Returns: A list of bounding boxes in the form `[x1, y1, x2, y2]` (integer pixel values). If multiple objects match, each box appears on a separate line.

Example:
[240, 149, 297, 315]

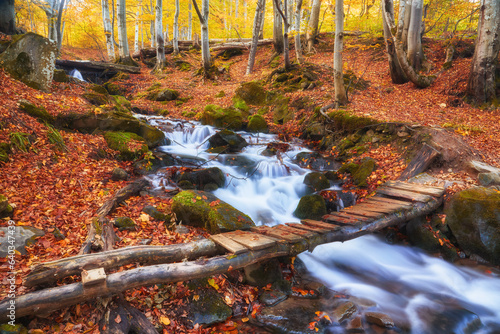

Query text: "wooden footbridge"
[0, 180, 445, 321]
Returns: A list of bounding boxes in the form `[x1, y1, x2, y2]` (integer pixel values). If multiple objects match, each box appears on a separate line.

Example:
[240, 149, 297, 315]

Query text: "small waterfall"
[69, 69, 85, 81]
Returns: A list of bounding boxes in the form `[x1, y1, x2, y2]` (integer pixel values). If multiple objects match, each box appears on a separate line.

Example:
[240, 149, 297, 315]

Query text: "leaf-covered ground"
[1, 34, 499, 333]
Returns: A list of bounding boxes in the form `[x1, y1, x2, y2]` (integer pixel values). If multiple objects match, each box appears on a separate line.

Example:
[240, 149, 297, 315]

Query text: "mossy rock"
[18, 99, 55, 123]
[208, 129, 248, 153]
[271, 95, 292, 124]
[103, 131, 149, 160]
[0, 142, 11, 162]
[245, 258, 283, 287]
[176, 167, 226, 191]
[0, 194, 11, 216]
[0, 323, 28, 334]
[171, 190, 255, 234]
[294, 152, 339, 170]
[174, 60, 192, 71]
[111, 167, 129, 180]
[303, 172, 330, 193]
[142, 205, 170, 222]
[83, 91, 110, 106]
[53, 69, 69, 83]
[111, 95, 132, 112]
[326, 110, 377, 133]
[338, 162, 360, 175]
[133, 151, 175, 175]
[90, 84, 109, 95]
[222, 155, 258, 174]
[234, 81, 267, 106]
[201, 104, 243, 130]
[189, 288, 232, 326]
[445, 187, 500, 264]
[351, 157, 376, 187]
[293, 194, 327, 220]
[104, 82, 124, 96]
[110, 71, 130, 81]
[113, 217, 136, 231]
[232, 98, 250, 114]
[155, 89, 180, 101]
[215, 90, 225, 98]
[247, 114, 269, 133]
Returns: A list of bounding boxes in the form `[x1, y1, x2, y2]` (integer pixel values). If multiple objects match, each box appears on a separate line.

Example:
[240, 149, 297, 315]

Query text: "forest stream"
[144, 116, 500, 333]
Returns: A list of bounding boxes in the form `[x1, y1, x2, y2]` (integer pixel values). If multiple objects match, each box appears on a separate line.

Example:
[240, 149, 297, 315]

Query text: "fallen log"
[25, 239, 222, 288]
[398, 143, 441, 181]
[2, 195, 443, 321]
[55, 59, 141, 74]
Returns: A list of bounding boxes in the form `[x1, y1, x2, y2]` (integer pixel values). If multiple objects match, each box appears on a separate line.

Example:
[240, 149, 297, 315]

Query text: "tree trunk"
[467, 0, 500, 104]
[334, 0, 347, 105]
[134, 1, 141, 53]
[153, 0, 167, 72]
[193, 0, 212, 73]
[102, 0, 115, 61]
[188, 1, 193, 40]
[117, 0, 130, 58]
[259, 2, 266, 38]
[55, 0, 66, 50]
[307, 0, 321, 52]
[407, 0, 423, 71]
[401, 0, 412, 48]
[173, 0, 180, 54]
[294, 0, 304, 64]
[246, 0, 266, 75]
[273, 0, 284, 53]
[382, 0, 408, 84]
[0, 0, 16, 35]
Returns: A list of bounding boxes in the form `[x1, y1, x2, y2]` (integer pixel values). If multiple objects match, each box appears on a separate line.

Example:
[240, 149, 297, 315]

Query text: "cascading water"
[145, 116, 500, 333]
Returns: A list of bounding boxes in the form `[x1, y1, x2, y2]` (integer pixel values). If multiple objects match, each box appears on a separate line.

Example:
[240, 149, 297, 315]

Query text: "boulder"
[0, 33, 57, 91]
[244, 259, 283, 287]
[221, 155, 258, 175]
[133, 151, 175, 175]
[176, 167, 226, 191]
[0, 225, 44, 257]
[171, 190, 255, 234]
[478, 172, 500, 187]
[445, 187, 500, 264]
[294, 194, 327, 220]
[247, 114, 269, 133]
[111, 167, 129, 181]
[339, 157, 376, 187]
[53, 69, 69, 83]
[155, 89, 179, 101]
[320, 190, 356, 211]
[103, 131, 149, 160]
[113, 217, 136, 231]
[303, 172, 330, 193]
[188, 288, 232, 326]
[201, 105, 243, 130]
[234, 81, 267, 106]
[208, 129, 248, 153]
[294, 151, 339, 170]
[142, 205, 170, 222]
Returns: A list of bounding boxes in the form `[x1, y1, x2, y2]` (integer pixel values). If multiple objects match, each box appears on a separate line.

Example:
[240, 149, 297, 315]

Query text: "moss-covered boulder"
[293, 194, 327, 220]
[351, 157, 376, 187]
[0, 142, 11, 162]
[271, 95, 292, 124]
[113, 217, 136, 231]
[83, 91, 110, 106]
[0, 323, 28, 334]
[111, 167, 129, 180]
[0, 32, 57, 91]
[133, 151, 176, 175]
[445, 187, 500, 264]
[53, 69, 69, 83]
[208, 129, 248, 153]
[103, 131, 149, 160]
[104, 82, 124, 96]
[18, 99, 54, 123]
[201, 105, 243, 130]
[295, 152, 339, 170]
[234, 81, 267, 106]
[247, 114, 269, 133]
[145, 88, 179, 101]
[176, 167, 226, 191]
[171, 190, 255, 234]
[90, 84, 109, 95]
[111, 95, 132, 113]
[326, 110, 377, 133]
[142, 205, 170, 222]
[189, 288, 232, 326]
[303, 172, 330, 193]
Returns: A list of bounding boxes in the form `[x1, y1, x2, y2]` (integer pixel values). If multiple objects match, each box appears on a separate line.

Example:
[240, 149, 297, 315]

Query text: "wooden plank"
[341, 207, 385, 219]
[398, 143, 440, 181]
[209, 234, 249, 254]
[274, 224, 317, 239]
[376, 186, 433, 202]
[325, 212, 372, 223]
[366, 196, 414, 208]
[384, 180, 445, 197]
[300, 219, 342, 231]
[251, 226, 302, 243]
[81, 268, 106, 286]
[224, 231, 278, 251]
[351, 203, 398, 214]
[286, 222, 331, 234]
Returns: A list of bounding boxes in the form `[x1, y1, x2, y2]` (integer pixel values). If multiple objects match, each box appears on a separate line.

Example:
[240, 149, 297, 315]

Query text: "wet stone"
[111, 167, 129, 181]
[365, 311, 394, 328]
[259, 289, 288, 306]
[332, 301, 357, 323]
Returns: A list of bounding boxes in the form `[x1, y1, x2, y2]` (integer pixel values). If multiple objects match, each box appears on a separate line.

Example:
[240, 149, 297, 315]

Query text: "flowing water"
[145, 117, 500, 333]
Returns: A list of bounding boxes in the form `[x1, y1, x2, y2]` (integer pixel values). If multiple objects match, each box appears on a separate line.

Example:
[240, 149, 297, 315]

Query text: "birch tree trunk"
[274, 0, 291, 69]
[173, 0, 180, 55]
[102, 0, 115, 61]
[188, 1, 193, 40]
[407, 0, 423, 71]
[334, 0, 347, 105]
[134, 1, 141, 53]
[259, 2, 266, 38]
[247, 0, 266, 75]
[467, 0, 500, 104]
[294, 0, 304, 64]
[382, 0, 408, 84]
[153, 0, 166, 71]
[307, 0, 321, 52]
[273, 0, 284, 53]
[193, 0, 212, 73]
[117, 0, 131, 60]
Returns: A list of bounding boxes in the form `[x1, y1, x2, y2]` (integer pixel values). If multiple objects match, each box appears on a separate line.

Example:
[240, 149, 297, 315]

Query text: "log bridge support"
[0, 181, 445, 321]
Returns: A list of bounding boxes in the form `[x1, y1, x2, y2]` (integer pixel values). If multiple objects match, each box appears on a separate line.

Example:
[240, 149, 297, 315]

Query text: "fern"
[9, 132, 30, 152]
[46, 124, 67, 151]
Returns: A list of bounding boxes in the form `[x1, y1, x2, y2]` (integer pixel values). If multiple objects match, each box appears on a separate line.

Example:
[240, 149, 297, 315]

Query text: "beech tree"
[173, 0, 180, 55]
[0, 0, 16, 35]
[246, 0, 266, 75]
[334, 0, 347, 105]
[467, 0, 500, 104]
[273, 0, 284, 53]
[117, 0, 133, 63]
[274, 0, 291, 69]
[33, 0, 67, 50]
[192, 0, 212, 72]
[153, 0, 166, 71]
[102, 0, 116, 61]
[381, 0, 408, 84]
[294, 0, 304, 64]
[307, 0, 321, 52]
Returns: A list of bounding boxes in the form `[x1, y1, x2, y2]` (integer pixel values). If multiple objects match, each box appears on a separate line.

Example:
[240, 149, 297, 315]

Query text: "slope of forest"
[1, 33, 500, 333]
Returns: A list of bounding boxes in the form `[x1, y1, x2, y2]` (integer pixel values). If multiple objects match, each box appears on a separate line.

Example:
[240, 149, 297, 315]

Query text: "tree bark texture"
[334, 0, 347, 105]
[407, 0, 423, 70]
[193, 0, 212, 72]
[274, 0, 291, 69]
[154, 0, 167, 71]
[467, 0, 500, 104]
[246, 0, 266, 75]
[307, 0, 321, 52]
[117, 0, 130, 58]
[174, 0, 180, 55]
[273, 0, 284, 53]
[381, 0, 408, 84]
[294, 0, 304, 64]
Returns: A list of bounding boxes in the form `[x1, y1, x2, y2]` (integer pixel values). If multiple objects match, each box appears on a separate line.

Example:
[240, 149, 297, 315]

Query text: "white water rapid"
[146, 117, 500, 333]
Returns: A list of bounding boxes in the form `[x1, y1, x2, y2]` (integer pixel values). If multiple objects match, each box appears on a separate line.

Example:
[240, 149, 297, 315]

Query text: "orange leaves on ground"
[209, 200, 220, 207]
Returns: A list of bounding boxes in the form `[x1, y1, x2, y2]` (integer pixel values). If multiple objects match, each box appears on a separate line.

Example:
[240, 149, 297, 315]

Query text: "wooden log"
[96, 178, 151, 218]
[398, 143, 441, 181]
[55, 59, 141, 74]
[24, 239, 222, 288]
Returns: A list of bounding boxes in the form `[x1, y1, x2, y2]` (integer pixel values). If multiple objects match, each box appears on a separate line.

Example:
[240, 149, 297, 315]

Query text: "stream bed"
[144, 117, 500, 333]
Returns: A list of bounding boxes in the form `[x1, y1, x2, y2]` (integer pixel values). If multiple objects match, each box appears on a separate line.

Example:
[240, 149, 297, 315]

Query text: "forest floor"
[1, 33, 499, 333]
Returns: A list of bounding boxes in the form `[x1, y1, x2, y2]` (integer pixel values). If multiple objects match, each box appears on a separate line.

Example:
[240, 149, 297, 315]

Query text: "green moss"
[215, 90, 225, 98]
[18, 99, 55, 123]
[182, 110, 197, 118]
[103, 131, 148, 160]
[147, 82, 162, 91]
[327, 110, 377, 133]
[234, 81, 267, 106]
[111, 95, 132, 112]
[304, 172, 330, 193]
[232, 97, 250, 113]
[338, 162, 359, 175]
[53, 69, 69, 83]
[110, 72, 130, 81]
[0, 142, 11, 162]
[247, 114, 269, 133]
[201, 105, 243, 130]
[113, 217, 136, 230]
[272, 95, 292, 124]
[104, 82, 124, 96]
[9, 132, 30, 152]
[351, 158, 376, 187]
[0, 323, 28, 334]
[83, 92, 110, 106]
[294, 194, 327, 220]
